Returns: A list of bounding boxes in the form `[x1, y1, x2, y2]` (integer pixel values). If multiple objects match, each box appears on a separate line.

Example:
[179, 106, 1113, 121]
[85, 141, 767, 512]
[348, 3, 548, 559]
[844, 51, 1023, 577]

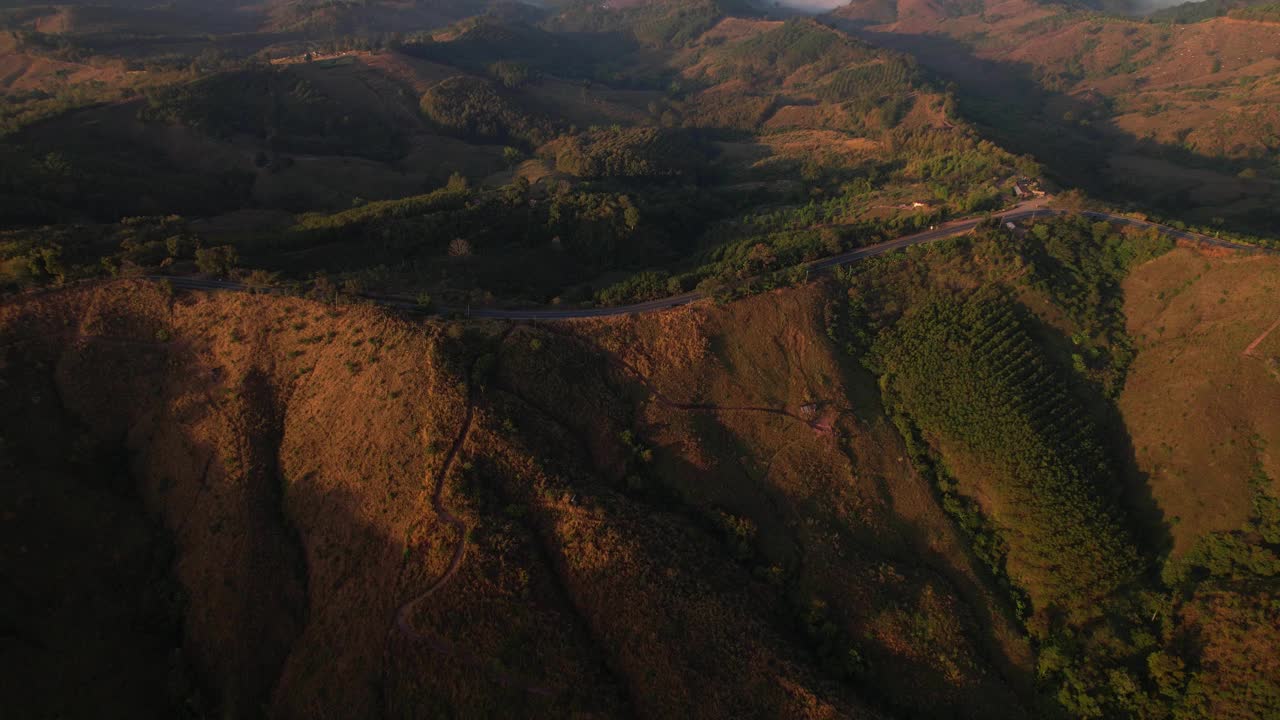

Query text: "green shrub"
[419, 76, 551, 147]
[554, 127, 706, 180]
[194, 245, 237, 276]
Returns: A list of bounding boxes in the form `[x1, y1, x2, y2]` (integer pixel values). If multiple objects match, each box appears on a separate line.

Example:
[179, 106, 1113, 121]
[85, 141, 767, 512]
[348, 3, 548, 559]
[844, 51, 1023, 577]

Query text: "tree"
[446, 172, 468, 193]
[489, 61, 533, 89]
[165, 235, 193, 258]
[448, 238, 473, 257]
[419, 76, 548, 146]
[746, 243, 777, 274]
[195, 245, 237, 276]
[27, 245, 65, 284]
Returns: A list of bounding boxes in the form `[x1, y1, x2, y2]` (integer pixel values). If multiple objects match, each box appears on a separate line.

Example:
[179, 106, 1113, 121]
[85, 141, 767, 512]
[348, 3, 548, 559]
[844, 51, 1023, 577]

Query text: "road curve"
[141, 205, 1274, 321]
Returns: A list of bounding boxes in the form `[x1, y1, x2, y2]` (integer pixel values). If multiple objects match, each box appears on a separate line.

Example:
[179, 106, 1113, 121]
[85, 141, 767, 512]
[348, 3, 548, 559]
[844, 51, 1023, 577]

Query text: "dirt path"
[1243, 315, 1280, 356]
[387, 322, 825, 700]
[391, 387, 474, 641]
[613, 354, 828, 430]
[389, 329, 556, 698]
[535, 323, 835, 433]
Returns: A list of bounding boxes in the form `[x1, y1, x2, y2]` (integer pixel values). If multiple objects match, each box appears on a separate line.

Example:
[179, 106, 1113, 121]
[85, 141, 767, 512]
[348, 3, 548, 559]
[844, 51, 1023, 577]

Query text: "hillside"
[4, 213, 1279, 717]
[1121, 246, 1280, 553]
[826, 215, 1280, 717]
[1, 279, 1038, 718]
[831, 0, 1280, 232]
[3, 0, 1280, 716]
[1, 12, 1041, 310]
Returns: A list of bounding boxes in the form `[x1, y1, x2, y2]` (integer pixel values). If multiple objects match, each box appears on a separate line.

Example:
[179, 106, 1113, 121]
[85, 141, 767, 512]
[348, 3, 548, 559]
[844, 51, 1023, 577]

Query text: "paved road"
[146, 204, 1274, 321]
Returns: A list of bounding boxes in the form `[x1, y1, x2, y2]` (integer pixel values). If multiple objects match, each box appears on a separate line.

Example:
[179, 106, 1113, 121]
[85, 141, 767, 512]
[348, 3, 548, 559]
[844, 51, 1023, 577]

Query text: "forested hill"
[3, 1, 1280, 718]
[1, 5, 1039, 311]
[827, 0, 1280, 234]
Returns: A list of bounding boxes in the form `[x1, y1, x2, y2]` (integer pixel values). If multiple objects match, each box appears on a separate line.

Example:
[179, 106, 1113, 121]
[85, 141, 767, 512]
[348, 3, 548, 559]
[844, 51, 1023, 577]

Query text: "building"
[1013, 179, 1046, 199]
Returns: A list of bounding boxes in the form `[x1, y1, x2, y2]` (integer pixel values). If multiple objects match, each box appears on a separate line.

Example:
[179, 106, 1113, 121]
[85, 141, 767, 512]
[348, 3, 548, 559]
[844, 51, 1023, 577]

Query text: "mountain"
[6, 211, 1280, 718]
[829, 0, 1280, 232]
[2, 1, 1279, 718]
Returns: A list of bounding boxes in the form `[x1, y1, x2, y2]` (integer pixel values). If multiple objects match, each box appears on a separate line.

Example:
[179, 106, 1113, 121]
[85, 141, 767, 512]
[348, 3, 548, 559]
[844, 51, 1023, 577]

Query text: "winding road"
[143, 202, 1275, 321]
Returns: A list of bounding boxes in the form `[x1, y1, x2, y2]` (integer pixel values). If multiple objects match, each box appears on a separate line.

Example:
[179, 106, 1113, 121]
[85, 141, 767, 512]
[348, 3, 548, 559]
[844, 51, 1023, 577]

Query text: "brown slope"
[0, 283, 621, 717]
[1120, 246, 1280, 555]
[835, 2, 1280, 227]
[501, 285, 1037, 717]
[3, 280, 965, 718]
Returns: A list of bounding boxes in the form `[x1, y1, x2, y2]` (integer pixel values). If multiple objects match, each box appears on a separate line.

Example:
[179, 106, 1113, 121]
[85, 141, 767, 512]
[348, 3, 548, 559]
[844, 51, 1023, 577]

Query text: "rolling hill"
[2, 0, 1279, 717]
[5, 212, 1279, 717]
[831, 0, 1280, 231]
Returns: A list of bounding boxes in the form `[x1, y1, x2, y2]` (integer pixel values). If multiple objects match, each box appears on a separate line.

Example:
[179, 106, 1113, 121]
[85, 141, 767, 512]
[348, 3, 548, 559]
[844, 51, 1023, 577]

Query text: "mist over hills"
[775, 0, 853, 10]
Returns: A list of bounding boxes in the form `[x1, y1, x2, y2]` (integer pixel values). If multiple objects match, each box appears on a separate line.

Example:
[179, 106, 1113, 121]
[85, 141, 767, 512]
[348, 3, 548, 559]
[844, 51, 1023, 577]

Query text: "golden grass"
[1120, 247, 1280, 555]
[0, 277, 1045, 715]
[0, 282, 472, 715]
[573, 283, 1036, 715]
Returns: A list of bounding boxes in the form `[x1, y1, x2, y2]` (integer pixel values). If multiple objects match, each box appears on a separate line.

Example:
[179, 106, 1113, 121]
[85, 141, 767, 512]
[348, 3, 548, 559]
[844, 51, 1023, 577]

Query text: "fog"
[1125, 0, 1196, 12]
[769, 0, 1194, 14]
[773, 0, 850, 9]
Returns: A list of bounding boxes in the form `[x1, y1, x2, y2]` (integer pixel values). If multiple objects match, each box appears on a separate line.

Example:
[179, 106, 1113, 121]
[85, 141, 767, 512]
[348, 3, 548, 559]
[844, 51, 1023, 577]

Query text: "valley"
[2, 1, 1279, 718]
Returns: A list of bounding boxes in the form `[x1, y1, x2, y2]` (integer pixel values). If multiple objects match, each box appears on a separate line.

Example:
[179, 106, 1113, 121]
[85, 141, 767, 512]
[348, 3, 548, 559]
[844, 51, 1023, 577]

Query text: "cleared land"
[1121, 246, 1280, 554]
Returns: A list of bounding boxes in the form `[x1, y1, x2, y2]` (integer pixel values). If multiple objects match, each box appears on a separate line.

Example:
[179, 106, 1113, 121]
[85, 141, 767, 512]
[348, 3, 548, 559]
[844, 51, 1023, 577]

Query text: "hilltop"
[0, 278, 1030, 718]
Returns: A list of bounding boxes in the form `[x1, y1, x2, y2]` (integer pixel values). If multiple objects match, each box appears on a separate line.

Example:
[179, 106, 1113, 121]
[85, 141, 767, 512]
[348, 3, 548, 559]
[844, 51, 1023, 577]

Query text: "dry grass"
[0, 277, 1046, 716]
[0, 52, 127, 93]
[11, 236, 1280, 715]
[852, 3, 1280, 227]
[878, 5, 1280, 161]
[1120, 247, 1280, 554]
[571, 284, 1036, 716]
[0, 282, 470, 715]
[715, 129, 881, 174]
[699, 16, 784, 43]
[357, 51, 461, 94]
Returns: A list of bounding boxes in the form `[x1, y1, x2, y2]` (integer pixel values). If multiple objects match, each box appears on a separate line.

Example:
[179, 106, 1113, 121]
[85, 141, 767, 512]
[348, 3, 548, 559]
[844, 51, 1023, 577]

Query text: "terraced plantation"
[873, 290, 1143, 624]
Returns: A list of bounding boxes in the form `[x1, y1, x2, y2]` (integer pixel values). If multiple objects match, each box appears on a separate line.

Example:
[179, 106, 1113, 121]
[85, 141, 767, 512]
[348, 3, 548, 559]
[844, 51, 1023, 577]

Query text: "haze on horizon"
[773, 0, 1198, 14]
[773, 0, 848, 10]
